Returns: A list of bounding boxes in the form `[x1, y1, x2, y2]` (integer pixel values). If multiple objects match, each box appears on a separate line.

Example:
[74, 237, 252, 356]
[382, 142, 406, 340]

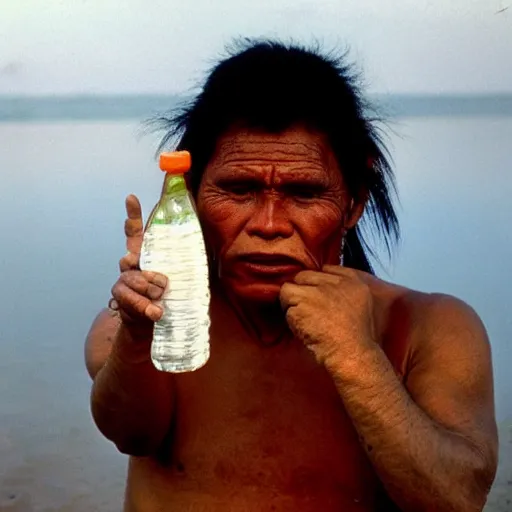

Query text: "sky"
[1, 0, 511, 96]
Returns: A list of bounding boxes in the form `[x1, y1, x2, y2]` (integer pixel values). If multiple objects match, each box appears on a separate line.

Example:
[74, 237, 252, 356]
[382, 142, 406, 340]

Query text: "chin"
[227, 281, 282, 304]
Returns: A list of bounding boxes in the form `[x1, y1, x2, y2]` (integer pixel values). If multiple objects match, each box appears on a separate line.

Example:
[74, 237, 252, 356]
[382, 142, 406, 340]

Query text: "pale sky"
[1, 0, 511, 95]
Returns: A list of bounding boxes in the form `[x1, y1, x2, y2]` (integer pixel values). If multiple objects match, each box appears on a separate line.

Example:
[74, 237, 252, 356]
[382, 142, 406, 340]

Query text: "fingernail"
[153, 274, 168, 288]
[148, 285, 163, 300]
[147, 304, 163, 321]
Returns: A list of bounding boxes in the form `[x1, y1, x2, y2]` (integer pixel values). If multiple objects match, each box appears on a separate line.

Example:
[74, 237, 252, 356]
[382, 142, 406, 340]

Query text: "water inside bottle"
[140, 220, 211, 373]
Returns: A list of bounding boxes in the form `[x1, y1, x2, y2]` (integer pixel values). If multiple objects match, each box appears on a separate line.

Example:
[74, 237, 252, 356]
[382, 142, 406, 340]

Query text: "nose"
[245, 194, 293, 240]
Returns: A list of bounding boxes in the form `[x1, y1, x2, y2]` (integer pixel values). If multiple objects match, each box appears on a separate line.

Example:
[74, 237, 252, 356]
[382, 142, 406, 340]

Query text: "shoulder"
[361, 271, 488, 346]
[405, 290, 490, 358]
[415, 292, 488, 337]
[360, 272, 491, 369]
[373, 281, 494, 405]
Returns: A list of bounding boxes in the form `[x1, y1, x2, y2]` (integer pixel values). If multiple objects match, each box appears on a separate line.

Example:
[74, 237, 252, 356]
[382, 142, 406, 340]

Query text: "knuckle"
[124, 291, 145, 315]
[147, 284, 163, 300]
[124, 271, 146, 291]
[119, 256, 130, 271]
[125, 218, 142, 235]
[133, 296, 150, 315]
[141, 270, 156, 281]
[119, 270, 132, 285]
[345, 268, 358, 278]
[281, 282, 292, 294]
[112, 284, 131, 310]
[120, 251, 131, 263]
[285, 306, 297, 321]
[124, 253, 140, 269]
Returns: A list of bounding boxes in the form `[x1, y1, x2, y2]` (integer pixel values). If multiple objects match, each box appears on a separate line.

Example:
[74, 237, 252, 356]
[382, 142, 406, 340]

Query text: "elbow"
[450, 451, 498, 512]
[90, 395, 167, 458]
[93, 410, 164, 457]
[465, 459, 498, 512]
[114, 435, 162, 457]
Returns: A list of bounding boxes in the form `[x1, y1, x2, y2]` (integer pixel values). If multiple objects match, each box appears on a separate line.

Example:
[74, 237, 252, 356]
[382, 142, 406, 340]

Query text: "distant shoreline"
[1, 93, 512, 122]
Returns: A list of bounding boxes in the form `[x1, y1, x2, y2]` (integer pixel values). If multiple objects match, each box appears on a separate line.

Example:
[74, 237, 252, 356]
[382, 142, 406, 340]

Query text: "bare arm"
[85, 308, 119, 379]
[85, 195, 175, 456]
[87, 310, 175, 456]
[330, 294, 498, 512]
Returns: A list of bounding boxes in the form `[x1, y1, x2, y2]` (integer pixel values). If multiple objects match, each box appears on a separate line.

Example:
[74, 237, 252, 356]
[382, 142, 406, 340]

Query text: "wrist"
[324, 337, 382, 386]
[110, 321, 154, 367]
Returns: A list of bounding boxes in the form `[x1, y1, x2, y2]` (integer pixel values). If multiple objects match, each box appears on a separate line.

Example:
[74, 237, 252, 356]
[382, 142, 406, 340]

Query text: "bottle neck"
[162, 173, 187, 197]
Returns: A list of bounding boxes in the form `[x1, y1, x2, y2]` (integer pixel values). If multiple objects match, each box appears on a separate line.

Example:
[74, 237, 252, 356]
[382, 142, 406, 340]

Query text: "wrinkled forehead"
[206, 128, 338, 176]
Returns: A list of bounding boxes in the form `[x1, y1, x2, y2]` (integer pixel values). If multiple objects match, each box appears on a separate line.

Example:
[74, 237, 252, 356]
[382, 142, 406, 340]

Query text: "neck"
[212, 279, 291, 346]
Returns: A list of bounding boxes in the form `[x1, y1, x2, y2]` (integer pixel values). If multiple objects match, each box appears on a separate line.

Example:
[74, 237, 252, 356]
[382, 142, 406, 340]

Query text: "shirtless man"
[85, 41, 498, 511]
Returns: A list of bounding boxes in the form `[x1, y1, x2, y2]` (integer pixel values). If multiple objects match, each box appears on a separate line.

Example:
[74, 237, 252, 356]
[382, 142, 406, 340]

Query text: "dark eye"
[217, 179, 260, 198]
[227, 184, 255, 196]
[284, 184, 324, 200]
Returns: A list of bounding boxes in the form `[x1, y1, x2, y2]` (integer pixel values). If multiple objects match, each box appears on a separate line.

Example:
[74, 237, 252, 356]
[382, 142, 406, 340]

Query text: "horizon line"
[2, 93, 512, 121]
[1, 91, 512, 99]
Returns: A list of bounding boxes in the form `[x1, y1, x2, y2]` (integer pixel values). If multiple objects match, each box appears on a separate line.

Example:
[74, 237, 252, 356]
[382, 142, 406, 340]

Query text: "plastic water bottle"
[139, 151, 210, 373]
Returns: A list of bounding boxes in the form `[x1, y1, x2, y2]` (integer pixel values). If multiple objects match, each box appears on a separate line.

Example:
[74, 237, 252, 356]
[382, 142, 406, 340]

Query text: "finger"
[279, 282, 306, 310]
[120, 270, 167, 300]
[322, 264, 356, 277]
[112, 281, 163, 322]
[285, 306, 299, 332]
[125, 195, 144, 255]
[126, 194, 143, 220]
[294, 270, 339, 286]
[119, 251, 140, 273]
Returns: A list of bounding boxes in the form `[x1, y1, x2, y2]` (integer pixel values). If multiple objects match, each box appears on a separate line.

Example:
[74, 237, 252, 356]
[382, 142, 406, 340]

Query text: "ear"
[344, 157, 374, 229]
[344, 189, 369, 230]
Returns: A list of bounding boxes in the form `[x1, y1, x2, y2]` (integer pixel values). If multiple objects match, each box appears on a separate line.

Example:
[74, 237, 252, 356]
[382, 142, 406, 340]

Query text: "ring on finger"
[108, 298, 120, 311]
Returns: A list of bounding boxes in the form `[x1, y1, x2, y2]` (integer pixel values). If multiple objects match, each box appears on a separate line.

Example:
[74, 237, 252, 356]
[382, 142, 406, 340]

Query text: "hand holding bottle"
[111, 194, 168, 325]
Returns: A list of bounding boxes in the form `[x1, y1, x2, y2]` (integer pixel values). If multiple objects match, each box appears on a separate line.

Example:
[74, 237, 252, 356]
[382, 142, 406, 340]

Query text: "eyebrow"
[214, 165, 330, 186]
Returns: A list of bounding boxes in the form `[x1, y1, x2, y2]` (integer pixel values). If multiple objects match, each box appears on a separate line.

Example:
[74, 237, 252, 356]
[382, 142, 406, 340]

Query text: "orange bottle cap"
[159, 151, 191, 174]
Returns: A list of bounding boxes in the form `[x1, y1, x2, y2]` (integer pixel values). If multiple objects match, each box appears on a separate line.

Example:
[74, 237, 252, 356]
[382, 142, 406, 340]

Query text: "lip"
[239, 253, 302, 265]
[237, 253, 303, 275]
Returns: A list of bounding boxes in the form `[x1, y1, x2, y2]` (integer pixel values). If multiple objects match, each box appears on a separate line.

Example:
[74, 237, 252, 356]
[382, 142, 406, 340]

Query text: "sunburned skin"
[126, 129, 395, 510]
[123, 279, 408, 512]
[195, 129, 356, 345]
[87, 126, 497, 512]
[199, 130, 348, 283]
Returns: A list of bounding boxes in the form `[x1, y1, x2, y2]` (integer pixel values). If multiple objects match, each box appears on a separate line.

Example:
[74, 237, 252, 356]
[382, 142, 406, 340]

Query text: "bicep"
[84, 308, 121, 379]
[405, 294, 498, 455]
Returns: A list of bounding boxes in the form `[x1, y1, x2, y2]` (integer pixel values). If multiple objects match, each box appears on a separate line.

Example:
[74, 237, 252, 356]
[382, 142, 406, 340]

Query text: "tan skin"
[86, 127, 498, 512]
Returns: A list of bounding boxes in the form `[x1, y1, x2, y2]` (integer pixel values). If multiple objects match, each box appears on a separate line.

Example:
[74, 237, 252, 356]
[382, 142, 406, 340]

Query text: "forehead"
[206, 127, 338, 179]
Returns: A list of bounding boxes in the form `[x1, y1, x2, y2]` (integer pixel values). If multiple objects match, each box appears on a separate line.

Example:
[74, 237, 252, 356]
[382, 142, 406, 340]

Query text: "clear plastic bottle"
[139, 151, 210, 373]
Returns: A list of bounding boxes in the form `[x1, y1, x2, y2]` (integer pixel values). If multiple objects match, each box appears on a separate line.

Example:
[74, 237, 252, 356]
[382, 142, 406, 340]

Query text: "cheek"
[294, 203, 343, 247]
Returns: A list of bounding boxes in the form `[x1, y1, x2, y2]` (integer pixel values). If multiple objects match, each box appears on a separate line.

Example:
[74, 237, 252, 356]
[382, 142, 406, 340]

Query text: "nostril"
[245, 199, 293, 239]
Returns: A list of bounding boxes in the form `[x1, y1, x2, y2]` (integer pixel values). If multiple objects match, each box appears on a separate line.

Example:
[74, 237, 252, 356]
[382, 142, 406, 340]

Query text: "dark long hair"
[150, 38, 400, 274]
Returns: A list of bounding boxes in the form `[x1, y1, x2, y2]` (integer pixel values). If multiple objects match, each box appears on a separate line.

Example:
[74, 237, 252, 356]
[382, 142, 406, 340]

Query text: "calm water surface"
[0, 116, 510, 510]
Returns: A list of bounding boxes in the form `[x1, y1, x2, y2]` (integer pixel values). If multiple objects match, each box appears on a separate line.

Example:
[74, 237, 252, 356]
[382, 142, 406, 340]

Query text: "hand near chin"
[280, 265, 377, 372]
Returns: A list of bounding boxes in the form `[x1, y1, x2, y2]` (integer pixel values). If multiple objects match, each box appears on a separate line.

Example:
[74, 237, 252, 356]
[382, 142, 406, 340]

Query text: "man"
[85, 40, 498, 511]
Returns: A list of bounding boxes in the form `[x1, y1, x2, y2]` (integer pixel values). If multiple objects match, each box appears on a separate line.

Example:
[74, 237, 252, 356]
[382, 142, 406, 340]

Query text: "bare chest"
[126, 287, 415, 510]
[157, 330, 379, 505]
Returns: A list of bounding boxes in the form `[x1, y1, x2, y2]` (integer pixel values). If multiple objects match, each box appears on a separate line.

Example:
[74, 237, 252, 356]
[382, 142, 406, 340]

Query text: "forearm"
[329, 345, 490, 512]
[91, 323, 174, 456]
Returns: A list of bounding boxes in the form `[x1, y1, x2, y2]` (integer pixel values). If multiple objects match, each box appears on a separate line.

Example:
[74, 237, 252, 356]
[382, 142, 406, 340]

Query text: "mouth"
[237, 253, 304, 275]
